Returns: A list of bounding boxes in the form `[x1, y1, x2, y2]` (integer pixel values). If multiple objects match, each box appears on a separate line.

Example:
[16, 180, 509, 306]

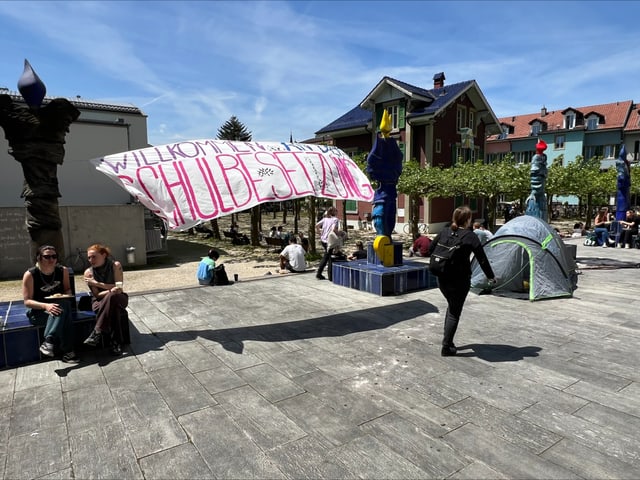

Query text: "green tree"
[216, 115, 252, 142]
[216, 116, 259, 245]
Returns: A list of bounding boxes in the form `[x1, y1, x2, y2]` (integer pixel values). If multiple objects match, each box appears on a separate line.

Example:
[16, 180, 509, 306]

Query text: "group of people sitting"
[591, 206, 640, 248]
[22, 243, 128, 363]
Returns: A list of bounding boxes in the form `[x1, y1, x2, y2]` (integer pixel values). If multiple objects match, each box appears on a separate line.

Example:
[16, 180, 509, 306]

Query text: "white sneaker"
[602, 244, 608, 248]
[39, 341, 55, 357]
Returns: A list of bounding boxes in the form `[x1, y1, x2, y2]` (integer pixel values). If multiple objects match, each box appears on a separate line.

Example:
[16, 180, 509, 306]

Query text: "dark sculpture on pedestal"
[525, 139, 548, 222]
[366, 110, 403, 266]
[0, 60, 80, 260]
[615, 144, 630, 221]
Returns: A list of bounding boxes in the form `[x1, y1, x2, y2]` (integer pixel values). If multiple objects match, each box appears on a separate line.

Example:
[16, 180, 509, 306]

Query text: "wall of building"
[0, 109, 148, 207]
[0, 204, 147, 280]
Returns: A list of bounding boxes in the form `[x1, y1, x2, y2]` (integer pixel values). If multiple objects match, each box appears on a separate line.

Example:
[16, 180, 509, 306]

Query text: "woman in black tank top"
[22, 245, 78, 363]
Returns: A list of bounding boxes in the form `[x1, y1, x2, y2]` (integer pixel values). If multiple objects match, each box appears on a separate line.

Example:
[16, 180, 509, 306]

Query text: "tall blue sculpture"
[525, 139, 548, 222]
[615, 144, 630, 221]
[365, 110, 403, 266]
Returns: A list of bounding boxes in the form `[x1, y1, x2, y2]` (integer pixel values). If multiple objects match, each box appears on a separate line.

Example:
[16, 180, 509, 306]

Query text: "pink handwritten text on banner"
[93, 140, 374, 230]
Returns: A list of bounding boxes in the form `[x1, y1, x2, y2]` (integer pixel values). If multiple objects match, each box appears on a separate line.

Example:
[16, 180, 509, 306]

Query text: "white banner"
[92, 139, 374, 230]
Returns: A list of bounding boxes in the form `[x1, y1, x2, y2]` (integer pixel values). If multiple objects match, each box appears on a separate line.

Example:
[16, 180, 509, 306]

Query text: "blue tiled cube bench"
[0, 294, 130, 369]
[331, 241, 437, 296]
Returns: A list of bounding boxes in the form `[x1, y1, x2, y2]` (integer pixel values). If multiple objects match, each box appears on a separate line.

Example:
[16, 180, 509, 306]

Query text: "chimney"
[541, 106, 547, 117]
[433, 72, 445, 89]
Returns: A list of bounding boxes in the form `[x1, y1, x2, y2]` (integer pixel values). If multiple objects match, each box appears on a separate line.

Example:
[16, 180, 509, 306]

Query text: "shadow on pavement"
[134, 299, 438, 354]
[455, 343, 542, 362]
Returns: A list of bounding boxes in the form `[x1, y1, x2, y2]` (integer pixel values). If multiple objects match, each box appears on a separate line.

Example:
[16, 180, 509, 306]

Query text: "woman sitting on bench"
[83, 244, 128, 355]
[22, 245, 78, 363]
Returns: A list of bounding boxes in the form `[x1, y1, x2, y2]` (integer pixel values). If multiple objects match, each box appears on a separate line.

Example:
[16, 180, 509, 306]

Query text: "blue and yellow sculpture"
[525, 139, 548, 222]
[615, 144, 630, 221]
[366, 110, 403, 266]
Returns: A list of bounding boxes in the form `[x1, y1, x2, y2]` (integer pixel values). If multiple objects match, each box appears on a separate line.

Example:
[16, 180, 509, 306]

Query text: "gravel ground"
[0, 213, 578, 302]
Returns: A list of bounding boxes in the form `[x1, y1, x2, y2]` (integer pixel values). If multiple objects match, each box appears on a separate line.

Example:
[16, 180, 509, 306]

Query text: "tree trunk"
[308, 197, 317, 255]
[211, 219, 221, 240]
[250, 205, 260, 246]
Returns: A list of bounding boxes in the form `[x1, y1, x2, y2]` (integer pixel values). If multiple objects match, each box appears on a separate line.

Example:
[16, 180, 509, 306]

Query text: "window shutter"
[398, 142, 406, 160]
[398, 104, 406, 129]
[375, 106, 383, 131]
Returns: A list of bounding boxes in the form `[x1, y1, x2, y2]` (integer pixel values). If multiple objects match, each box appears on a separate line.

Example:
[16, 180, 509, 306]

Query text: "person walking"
[315, 206, 339, 280]
[429, 206, 497, 357]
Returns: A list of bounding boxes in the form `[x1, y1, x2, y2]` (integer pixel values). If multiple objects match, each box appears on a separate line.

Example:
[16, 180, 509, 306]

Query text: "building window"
[586, 116, 598, 130]
[345, 200, 357, 213]
[457, 105, 467, 131]
[531, 123, 541, 136]
[603, 145, 616, 159]
[386, 105, 399, 130]
[564, 113, 575, 129]
[468, 110, 475, 133]
[435, 139, 441, 153]
[555, 135, 565, 149]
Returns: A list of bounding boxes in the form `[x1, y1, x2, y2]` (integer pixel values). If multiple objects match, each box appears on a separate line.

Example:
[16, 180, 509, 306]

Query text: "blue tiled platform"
[332, 241, 437, 296]
[0, 294, 129, 369]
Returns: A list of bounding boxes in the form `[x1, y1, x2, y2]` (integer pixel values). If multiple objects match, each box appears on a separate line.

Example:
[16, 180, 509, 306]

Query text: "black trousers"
[316, 247, 334, 278]
[437, 276, 471, 347]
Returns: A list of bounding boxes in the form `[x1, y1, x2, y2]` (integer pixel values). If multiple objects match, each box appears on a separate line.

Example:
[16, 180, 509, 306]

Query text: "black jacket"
[429, 227, 494, 280]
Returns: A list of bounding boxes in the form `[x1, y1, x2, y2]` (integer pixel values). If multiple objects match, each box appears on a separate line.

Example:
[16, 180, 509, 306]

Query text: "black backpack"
[429, 229, 467, 277]
[213, 264, 230, 285]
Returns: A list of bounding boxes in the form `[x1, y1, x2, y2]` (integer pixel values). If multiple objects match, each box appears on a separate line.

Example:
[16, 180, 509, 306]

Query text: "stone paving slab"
[1, 239, 640, 479]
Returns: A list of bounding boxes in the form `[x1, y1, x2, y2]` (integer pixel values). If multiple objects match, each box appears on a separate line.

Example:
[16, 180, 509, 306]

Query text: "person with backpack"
[429, 206, 497, 357]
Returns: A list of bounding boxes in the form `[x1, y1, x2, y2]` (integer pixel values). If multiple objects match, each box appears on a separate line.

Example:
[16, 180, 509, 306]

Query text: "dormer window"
[498, 125, 509, 140]
[564, 113, 576, 129]
[531, 123, 541, 136]
[586, 116, 598, 130]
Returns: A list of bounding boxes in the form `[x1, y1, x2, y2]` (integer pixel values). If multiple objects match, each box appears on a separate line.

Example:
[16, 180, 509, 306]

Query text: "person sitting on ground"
[83, 244, 128, 355]
[196, 248, 220, 286]
[571, 222, 586, 238]
[409, 232, 431, 257]
[472, 221, 493, 244]
[22, 245, 78, 363]
[279, 236, 307, 273]
[593, 207, 613, 247]
[618, 209, 639, 248]
[268, 226, 278, 238]
[348, 240, 367, 260]
[299, 232, 310, 252]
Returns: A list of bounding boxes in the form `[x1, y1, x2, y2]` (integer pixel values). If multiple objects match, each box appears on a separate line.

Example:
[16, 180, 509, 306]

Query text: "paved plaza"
[1, 238, 639, 479]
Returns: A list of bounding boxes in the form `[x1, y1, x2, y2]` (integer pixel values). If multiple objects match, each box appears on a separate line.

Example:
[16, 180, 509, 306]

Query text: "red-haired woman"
[429, 206, 496, 356]
[83, 244, 127, 354]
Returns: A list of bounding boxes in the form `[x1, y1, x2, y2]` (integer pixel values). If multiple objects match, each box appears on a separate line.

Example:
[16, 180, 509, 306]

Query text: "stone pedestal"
[331, 241, 437, 296]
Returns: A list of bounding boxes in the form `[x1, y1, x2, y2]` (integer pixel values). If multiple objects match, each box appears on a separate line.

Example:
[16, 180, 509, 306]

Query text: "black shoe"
[62, 351, 80, 363]
[316, 274, 326, 280]
[83, 330, 102, 346]
[441, 345, 457, 357]
[109, 342, 122, 356]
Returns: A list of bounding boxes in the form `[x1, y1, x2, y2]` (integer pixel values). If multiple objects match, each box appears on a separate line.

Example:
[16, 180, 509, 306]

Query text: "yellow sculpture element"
[373, 235, 394, 267]
[379, 109, 392, 138]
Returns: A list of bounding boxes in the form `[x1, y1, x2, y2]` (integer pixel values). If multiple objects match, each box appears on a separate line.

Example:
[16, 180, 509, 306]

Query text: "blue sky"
[1, 1, 639, 148]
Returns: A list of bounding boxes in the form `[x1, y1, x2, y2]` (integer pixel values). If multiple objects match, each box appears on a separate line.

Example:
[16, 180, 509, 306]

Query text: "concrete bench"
[0, 293, 131, 369]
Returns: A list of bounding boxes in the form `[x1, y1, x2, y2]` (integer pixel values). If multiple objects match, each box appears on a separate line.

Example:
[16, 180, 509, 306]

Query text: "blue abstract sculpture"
[525, 140, 548, 222]
[365, 111, 403, 238]
[615, 144, 630, 221]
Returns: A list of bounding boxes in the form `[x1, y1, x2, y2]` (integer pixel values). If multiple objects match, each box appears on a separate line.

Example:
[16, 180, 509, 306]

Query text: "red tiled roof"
[624, 106, 640, 132]
[488, 100, 633, 141]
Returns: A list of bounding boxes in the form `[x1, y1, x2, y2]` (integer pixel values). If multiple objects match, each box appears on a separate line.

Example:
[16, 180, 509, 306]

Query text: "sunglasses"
[41, 254, 58, 260]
